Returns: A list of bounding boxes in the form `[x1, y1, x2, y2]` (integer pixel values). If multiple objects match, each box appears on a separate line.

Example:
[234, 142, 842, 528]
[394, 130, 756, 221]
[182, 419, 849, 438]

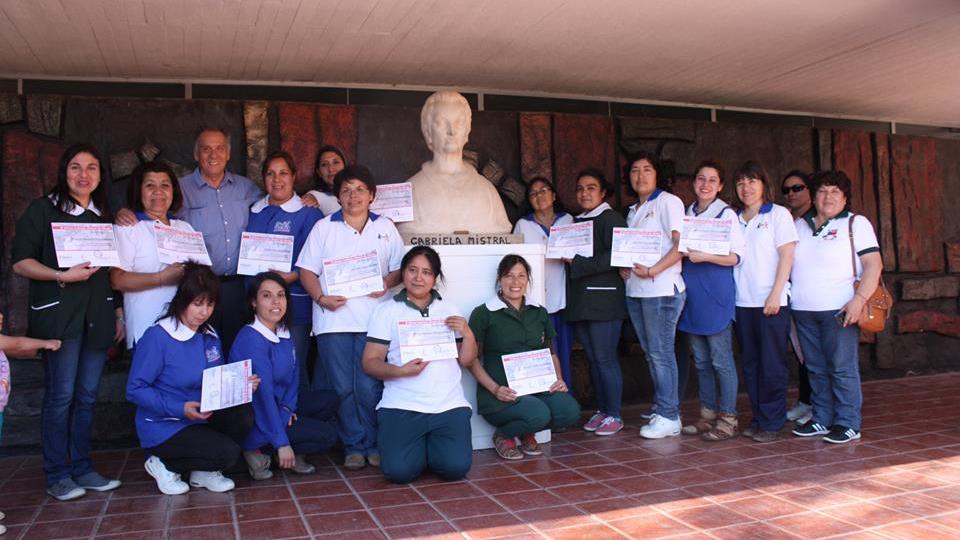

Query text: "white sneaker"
[189, 470, 235, 493]
[639, 414, 682, 439]
[787, 402, 813, 423]
[144, 456, 189, 495]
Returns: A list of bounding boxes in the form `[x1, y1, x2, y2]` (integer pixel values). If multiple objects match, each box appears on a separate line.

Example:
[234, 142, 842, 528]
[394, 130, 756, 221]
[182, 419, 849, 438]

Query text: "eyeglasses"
[529, 187, 552, 198]
[781, 185, 807, 195]
[339, 187, 370, 198]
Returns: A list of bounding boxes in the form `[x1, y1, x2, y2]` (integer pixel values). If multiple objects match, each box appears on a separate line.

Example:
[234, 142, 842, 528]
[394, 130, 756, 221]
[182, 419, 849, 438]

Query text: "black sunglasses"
[781, 185, 807, 195]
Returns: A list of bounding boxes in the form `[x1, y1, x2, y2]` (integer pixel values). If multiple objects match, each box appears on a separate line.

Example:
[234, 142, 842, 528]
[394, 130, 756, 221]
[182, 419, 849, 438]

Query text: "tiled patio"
[2, 372, 959, 540]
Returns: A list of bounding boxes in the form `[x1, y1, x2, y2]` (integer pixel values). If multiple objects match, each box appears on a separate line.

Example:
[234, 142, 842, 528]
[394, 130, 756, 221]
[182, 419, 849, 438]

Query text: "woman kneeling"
[362, 246, 477, 484]
[469, 255, 581, 460]
[126, 264, 259, 495]
[232, 272, 338, 479]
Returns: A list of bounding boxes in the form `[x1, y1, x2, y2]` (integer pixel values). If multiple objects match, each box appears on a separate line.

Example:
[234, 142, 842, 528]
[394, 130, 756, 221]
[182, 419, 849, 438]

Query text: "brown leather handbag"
[848, 216, 893, 332]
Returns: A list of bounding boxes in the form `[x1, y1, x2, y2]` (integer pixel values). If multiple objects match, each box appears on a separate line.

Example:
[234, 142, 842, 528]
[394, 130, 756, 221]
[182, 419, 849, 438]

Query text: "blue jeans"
[735, 307, 791, 431]
[688, 324, 738, 415]
[316, 332, 382, 455]
[626, 290, 686, 421]
[41, 337, 107, 486]
[792, 310, 862, 431]
[550, 311, 574, 392]
[573, 320, 623, 418]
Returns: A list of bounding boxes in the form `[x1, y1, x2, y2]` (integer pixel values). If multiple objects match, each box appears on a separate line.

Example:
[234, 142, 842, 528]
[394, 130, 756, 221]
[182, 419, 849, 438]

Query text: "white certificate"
[398, 319, 458, 363]
[546, 221, 593, 259]
[51, 222, 121, 267]
[237, 232, 294, 276]
[154, 223, 212, 266]
[502, 348, 557, 396]
[611, 227, 662, 268]
[679, 217, 733, 255]
[369, 182, 414, 223]
[200, 359, 252, 413]
[322, 250, 383, 298]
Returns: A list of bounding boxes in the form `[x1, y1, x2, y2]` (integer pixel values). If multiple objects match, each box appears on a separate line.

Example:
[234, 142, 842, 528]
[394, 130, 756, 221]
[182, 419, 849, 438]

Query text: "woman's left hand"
[288, 413, 297, 427]
[367, 279, 389, 299]
[549, 379, 568, 393]
[114, 317, 126, 343]
[762, 293, 781, 316]
[686, 249, 708, 264]
[277, 445, 295, 469]
[841, 296, 866, 326]
[445, 316, 470, 335]
[250, 374, 261, 392]
[301, 193, 319, 208]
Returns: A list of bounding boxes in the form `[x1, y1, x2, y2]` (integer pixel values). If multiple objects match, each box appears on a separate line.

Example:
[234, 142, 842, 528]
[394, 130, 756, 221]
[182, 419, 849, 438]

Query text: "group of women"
[10, 140, 879, 502]
[563, 152, 881, 447]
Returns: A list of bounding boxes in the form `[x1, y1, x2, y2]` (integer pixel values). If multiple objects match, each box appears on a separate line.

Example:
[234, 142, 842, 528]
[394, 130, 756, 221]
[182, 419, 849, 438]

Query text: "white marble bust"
[398, 91, 512, 235]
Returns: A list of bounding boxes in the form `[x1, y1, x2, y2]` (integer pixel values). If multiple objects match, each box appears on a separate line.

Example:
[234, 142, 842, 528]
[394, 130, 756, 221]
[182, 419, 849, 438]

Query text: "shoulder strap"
[848, 214, 857, 280]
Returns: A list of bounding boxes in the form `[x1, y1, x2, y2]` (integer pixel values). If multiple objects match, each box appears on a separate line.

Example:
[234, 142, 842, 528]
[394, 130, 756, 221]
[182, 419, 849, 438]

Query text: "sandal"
[681, 407, 717, 435]
[701, 413, 739, 442]
[493, 433, 523, 460]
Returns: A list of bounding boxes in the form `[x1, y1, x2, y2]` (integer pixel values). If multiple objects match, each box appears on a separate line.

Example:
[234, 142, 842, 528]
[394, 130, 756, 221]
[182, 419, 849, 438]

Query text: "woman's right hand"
[158, 263, 185, 286]
[277, 445, 295, 469]
[61, 262, 99, 283]
[183, 401, 212, 421]
[398, 358, 427, 377]
[494, 384, 518, 403]
[114, 208, 138, 227]
[618, 268, 631, 281]
[317, 295, 348, 311]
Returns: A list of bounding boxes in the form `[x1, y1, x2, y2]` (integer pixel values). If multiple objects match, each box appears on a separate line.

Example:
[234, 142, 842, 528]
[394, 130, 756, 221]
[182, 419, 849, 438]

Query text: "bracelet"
[55, 271, 65, 288]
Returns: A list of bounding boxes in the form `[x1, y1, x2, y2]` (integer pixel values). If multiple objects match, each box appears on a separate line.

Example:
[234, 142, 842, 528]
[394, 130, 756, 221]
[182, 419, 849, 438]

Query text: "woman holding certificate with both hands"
[127, 263, 260, 495]
[246, 151, 324, 390]
[677, 161, 744, 441]
[362, 246, 476, 484]
[297, 164, 404, 471]
[469, 254, 580, 460]
[11, 143, 124, 501]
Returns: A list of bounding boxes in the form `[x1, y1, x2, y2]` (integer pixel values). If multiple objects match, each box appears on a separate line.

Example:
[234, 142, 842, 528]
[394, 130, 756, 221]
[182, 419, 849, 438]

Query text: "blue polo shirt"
[178, 169, 262, 276]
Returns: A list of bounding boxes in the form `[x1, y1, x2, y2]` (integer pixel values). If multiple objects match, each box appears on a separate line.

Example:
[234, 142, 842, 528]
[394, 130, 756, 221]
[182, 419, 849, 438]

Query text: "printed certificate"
[369, 182, 414, 223]
[51, 222, 121, 267]
[322, 250, 383, 298]
[679, 217, 732, 255]
[200, 359, 252, 413]
[546, 221, 593, 259]
[502, 348, 557, 396]
[154, 223, 213, 266]
[398, 319, 458, 363]
[610, 227, 662, 268]
[237, 232, 294, 276]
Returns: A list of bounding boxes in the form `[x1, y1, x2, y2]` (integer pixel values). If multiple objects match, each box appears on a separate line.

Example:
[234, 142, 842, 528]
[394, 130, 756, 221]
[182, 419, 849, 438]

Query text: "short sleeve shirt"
[625, 189, 686, 298]
[513, 213, 573, 314]
[366, 291, 470, 414]
[791, 212, 879, 311]
[296, 211, 404, 334]
[734, 203, 798, 307]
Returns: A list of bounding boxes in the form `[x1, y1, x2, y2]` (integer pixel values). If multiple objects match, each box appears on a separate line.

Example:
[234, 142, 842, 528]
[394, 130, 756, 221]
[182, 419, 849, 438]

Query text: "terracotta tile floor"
[2, 372, 959, 539]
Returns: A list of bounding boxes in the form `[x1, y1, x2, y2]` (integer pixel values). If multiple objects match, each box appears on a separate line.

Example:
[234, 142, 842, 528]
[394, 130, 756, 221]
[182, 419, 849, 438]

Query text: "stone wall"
[0, 92, 957, 450]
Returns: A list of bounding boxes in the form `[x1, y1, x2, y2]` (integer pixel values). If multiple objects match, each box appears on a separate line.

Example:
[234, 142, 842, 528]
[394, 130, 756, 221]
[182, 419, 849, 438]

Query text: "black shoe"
[792, 421, 829, 437]
[823, 426, 861, 444]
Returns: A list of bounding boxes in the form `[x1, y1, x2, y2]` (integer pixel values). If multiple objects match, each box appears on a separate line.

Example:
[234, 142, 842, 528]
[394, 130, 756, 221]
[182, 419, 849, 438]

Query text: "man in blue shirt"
[177, 128, 262, 355]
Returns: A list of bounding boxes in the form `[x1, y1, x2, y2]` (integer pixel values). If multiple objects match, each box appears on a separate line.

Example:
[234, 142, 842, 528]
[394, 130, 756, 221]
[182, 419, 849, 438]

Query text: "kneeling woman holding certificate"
[127, 264, 260, 495]
[361, 246, 477, 484]
[468, 255, 581, 461]
[230, 272, 338, 480]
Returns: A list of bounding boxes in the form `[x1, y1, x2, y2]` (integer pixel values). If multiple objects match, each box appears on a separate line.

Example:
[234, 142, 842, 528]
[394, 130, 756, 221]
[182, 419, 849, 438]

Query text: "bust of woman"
[398, 91, 511, 235]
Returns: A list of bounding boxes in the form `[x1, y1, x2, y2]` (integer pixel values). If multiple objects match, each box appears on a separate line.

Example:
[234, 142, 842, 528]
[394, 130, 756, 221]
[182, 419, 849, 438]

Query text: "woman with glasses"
[297, 165, 405, 470]
[512, 178, 575, 390]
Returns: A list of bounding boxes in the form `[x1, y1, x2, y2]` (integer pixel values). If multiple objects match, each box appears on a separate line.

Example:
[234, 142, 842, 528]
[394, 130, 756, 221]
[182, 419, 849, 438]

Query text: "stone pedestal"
[418, 243, 549, 449]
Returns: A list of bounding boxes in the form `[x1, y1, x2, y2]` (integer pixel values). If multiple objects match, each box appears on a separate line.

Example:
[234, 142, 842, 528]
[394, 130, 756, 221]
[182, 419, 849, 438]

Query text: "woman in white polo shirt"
[297, 165, 404, 470]
[790, 170, 881, 444]
[620, 151, 686, 439]
[362, 246, 477, 484]
[732, 161, 798, 443]
[111, 162, 193, 349]
[512, 177, 575, 389]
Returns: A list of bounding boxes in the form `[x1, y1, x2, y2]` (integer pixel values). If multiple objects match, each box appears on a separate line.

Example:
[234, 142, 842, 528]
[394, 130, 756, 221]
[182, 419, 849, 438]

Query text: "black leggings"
[148, 403, 254, 475]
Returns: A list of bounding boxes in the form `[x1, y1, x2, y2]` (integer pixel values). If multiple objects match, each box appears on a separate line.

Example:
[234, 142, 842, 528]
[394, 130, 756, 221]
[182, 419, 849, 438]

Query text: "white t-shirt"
[306, 189, 341, 217]
[684, 198, 746, 260]
[734, 203, 798, 308]
[115, 218, 196, 348]
[366, 293, 471, 414]
[791, 212, 879, 312]
[513, 213, 573, 314]
[625, 189, 686, 298]
[295, 211, 404, 334]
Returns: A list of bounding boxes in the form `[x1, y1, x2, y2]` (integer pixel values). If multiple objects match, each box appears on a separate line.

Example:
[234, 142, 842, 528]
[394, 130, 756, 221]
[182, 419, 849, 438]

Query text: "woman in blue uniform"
[127, 263, 259, 495]
[231, 272, 338, 480]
